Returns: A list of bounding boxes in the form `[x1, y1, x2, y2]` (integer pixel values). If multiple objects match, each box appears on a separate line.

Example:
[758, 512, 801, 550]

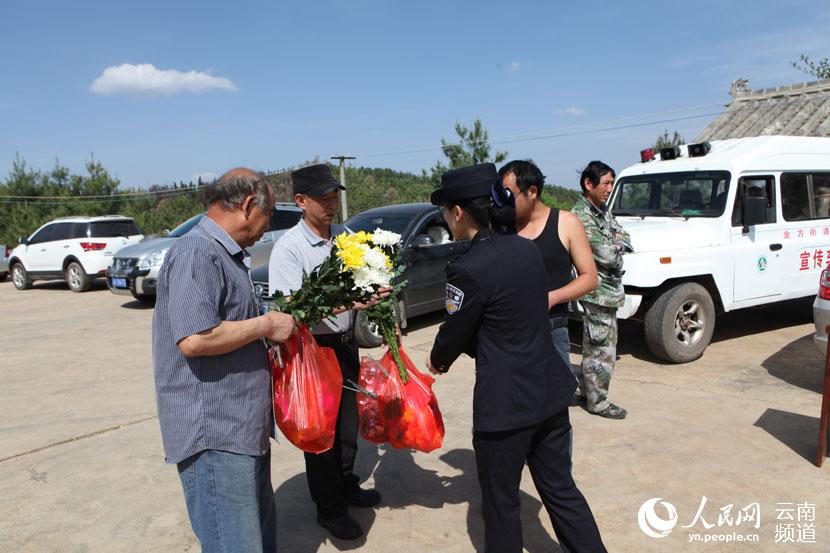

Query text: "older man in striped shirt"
[153, 168, 297, 553]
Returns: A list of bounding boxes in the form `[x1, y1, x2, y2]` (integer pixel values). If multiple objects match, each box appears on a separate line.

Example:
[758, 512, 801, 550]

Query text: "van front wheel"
[644, 282, 715, 363]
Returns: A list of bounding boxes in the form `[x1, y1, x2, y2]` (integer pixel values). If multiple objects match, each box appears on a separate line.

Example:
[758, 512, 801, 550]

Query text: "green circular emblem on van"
[757, 256, 767, 273]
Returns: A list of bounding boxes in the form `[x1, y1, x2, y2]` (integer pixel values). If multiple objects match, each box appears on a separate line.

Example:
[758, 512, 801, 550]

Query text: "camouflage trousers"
[577, 302, 618, 413]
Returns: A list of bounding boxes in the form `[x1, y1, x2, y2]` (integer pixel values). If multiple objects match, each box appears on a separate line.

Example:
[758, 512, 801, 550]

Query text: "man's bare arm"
[547, 211, 599, 309]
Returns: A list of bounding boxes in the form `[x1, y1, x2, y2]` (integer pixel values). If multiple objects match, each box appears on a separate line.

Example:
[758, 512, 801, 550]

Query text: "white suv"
[8, 216, 144, 292]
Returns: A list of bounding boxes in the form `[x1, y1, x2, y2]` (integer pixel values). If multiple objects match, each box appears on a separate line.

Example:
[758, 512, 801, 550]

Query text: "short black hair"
[498, 159, 545, 194]
[579, 161, 615, 194]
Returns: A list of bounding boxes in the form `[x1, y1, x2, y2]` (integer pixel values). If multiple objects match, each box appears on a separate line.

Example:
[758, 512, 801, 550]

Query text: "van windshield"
[611, 171, 731, 218]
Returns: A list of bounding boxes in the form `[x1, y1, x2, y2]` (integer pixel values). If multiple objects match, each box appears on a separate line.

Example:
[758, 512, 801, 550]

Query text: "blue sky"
[1, 0, 828, 191]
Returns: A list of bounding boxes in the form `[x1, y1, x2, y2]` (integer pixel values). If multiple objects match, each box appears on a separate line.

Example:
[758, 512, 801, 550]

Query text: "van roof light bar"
[687, 141, 712, 158]
[659, 146, 681, 161]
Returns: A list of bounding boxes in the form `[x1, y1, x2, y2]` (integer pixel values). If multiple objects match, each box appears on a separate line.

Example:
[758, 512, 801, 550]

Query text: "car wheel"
[644, 282, 715, 363]
[65, 261, 92, 292]
[355, 310, 384, 348]
[11, 263, 32, 290]
[131, 292, 156, 304]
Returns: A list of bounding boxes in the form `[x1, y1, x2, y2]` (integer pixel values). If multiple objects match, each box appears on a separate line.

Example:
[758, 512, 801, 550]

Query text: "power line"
[0, 168, 293, 203]
[0, 187, 205, 204]
[490, 111, 723, 146]
[2, 92, 827, 205]
[0, 186, 206, 201]
[356, 92, 830, 158]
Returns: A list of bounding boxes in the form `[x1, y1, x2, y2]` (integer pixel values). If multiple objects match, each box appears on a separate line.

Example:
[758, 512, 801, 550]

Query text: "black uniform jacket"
[429, 228, 577, 432]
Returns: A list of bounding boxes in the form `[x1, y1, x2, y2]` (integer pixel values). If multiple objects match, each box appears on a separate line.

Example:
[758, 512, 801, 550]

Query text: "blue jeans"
[550, 325, 571, 369]
[551, 324, 582, 396]
[177, 449, 277, 553]
[550, 324, 578, 460]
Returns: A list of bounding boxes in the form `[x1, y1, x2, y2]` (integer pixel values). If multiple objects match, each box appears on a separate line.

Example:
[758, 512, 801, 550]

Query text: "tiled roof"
[695, 78, 830, 141]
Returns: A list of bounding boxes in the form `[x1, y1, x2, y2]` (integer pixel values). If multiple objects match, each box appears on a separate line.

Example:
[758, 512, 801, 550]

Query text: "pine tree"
[429, 118, 508, 183]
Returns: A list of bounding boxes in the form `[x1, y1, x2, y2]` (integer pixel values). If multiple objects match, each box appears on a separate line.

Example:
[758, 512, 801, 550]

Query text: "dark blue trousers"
[472, 409, 608, 553]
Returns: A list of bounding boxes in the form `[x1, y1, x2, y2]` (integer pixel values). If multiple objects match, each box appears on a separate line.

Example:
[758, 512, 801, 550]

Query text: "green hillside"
[0, 158, 583, 246]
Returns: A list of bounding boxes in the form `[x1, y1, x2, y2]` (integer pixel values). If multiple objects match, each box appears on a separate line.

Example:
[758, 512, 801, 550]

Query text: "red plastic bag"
[376, 346, 445, 452]
[357, 355, 389, 444]
[271, 325, 342, 453]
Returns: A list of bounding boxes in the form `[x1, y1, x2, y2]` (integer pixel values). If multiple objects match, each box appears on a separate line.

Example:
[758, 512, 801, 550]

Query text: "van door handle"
[769, 243, 782, 251]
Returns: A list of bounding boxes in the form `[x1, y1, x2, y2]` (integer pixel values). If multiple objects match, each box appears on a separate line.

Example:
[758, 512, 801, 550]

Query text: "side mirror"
[741, 195, 767, 233]
[411, 234, 434, 248]
[161, 229, 170, 237]
[18, 237, 28, 246]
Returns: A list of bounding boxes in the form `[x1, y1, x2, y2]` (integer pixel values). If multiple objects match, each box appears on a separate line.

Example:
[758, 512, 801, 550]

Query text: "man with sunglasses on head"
[268, 163, 383, 541]
[498, 160, 598, 403]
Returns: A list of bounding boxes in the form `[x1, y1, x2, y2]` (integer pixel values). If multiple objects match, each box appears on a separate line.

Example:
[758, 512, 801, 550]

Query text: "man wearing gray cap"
[269, 163, 382, 541]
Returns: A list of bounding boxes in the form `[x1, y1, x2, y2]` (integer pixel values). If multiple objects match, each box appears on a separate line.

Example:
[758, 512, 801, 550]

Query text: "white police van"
[610, 135, 830, 362]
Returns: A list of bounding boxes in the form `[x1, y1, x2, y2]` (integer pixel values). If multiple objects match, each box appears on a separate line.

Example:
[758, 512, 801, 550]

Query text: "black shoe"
[345, 487, 381, 508]
[317, 514, 364, 540]
[591, 403, 627, 419]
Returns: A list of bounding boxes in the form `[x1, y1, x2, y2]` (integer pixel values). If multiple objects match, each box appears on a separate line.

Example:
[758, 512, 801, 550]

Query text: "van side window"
[814, 173, 830, 219]
[782, 173, 811, 221]
[731, 176, 776, 227]
[782, 172, 830, 221]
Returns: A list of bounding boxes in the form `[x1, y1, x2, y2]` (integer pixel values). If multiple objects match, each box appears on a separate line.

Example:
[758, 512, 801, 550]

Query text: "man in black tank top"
[499, 160, 598, 404]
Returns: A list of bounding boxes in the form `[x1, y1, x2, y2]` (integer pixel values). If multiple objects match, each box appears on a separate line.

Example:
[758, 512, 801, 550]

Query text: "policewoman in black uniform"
[426, 163, 608, 553]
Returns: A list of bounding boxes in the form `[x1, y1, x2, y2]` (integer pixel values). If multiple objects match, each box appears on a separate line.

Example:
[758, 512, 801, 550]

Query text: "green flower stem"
[381, 323, 408, 383]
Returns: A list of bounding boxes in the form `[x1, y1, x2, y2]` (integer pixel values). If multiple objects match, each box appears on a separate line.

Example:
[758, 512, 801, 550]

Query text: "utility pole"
[331, 155, 355, 221]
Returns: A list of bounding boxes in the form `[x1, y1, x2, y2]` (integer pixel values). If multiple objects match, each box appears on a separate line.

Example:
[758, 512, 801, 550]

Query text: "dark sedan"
[251, 202, 469, 347]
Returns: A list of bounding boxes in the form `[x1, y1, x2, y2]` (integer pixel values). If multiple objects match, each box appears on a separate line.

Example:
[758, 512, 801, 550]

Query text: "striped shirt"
[268, 217, 353, 334]
[152, 216, 272, 464]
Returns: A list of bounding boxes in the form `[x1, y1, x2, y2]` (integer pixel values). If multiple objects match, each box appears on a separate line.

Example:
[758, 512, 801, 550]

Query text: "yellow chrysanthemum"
[337, 243, 366, 270]
[379, 248, 393, 269]
[333, 232, 355, 251]
[352, 231, 372, 244]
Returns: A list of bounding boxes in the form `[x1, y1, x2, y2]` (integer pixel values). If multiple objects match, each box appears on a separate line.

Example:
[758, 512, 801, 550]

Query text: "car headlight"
[139, 248, 169, 269]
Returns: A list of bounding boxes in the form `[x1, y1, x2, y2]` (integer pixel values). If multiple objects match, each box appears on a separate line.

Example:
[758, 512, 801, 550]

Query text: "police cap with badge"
[430, 162, 514, 208]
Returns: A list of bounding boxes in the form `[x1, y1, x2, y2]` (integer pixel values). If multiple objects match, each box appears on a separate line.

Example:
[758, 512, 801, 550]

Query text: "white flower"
[352, 266, 391, 292]
[363, 246, 389, 271]
[371, 228, 401, 247]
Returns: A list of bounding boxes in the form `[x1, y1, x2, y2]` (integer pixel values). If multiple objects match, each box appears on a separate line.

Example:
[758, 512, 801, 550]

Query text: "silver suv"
[106, 204, 302, 302]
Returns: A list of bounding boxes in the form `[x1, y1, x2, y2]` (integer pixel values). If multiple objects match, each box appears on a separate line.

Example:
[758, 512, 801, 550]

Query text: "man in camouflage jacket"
[571, 161, 632, 419]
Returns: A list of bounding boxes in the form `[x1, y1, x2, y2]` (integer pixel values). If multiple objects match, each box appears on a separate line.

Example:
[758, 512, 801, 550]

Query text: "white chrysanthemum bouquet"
[272, 228, 407, 379]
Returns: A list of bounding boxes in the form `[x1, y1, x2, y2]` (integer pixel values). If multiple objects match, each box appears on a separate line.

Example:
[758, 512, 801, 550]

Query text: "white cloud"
[507, 61, 523, 74]
[90, 63, 238, 96]
[556, 106, 586, 116]
[192, 172, 218, 183]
